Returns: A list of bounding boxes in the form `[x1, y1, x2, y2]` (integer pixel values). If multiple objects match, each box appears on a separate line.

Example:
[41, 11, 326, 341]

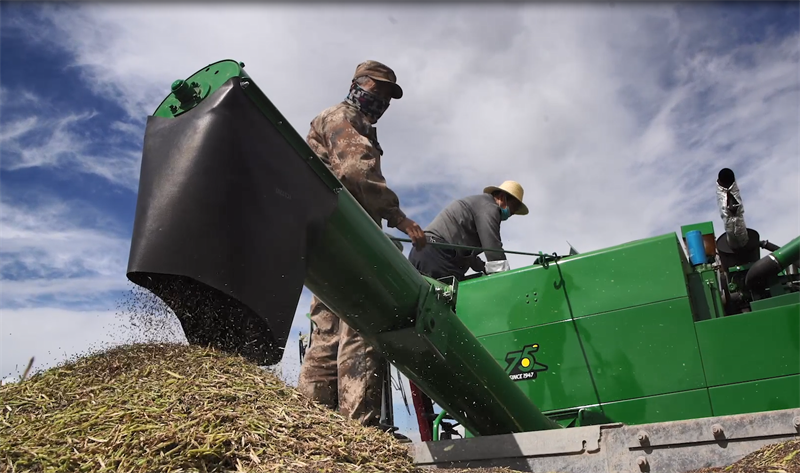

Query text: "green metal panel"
[695, 305, 800, 387]
[370, 285, 561, 437]
[153, 60, 250, 118]
[686, 266, 726, 321]
[600, 389, 713, 425]
[476, 322, 600, 412]
[454, 264, 570, 337]
[709, 375, 800, 416]
[455, 233, 692, 338]
[680, 222, 715, 237]
[575, 297, 707, 403]
[750, 292, 800, 312]
[540, 405, 613, 428]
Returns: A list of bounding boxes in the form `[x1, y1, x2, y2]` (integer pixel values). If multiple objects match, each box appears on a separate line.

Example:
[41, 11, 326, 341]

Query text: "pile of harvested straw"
[0, 343, 520, 473]
[687, 439, 800, 473]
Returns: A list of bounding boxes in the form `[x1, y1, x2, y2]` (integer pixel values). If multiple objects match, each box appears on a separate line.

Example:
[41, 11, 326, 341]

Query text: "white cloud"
[0, 197, 132, 308]
[0, 116, 39, 142]
[0, 87, 142, 191]
[109, 120, 145, 138]
[0, 307, 131, 381]
[16, 5, 797, 255]
[1, 277, 128, 305]
[0, 86, 42, 110]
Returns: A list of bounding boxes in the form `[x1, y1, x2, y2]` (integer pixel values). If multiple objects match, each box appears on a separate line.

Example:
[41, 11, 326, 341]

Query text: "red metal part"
[409, 380, 435, 442]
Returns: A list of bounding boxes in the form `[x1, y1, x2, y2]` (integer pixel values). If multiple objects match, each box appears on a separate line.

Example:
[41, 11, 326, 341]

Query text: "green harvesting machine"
[126, 60, 800, 472]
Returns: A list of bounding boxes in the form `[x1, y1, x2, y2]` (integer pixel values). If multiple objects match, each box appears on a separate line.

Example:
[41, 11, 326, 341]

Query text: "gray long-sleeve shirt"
[425, 193, 506, 268]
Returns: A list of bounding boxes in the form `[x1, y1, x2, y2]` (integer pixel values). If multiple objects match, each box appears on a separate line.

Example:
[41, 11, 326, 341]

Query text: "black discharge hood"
[126, 77, 338, 366]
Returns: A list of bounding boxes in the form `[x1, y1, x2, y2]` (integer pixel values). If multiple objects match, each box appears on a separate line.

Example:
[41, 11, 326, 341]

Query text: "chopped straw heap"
[2, 285, 796, 473]
[687, 439, 800, 473]
[0, 343, 520, 473]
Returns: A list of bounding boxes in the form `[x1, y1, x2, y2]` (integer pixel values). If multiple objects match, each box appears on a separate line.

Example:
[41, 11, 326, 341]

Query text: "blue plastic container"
[686, 230, 707, 266]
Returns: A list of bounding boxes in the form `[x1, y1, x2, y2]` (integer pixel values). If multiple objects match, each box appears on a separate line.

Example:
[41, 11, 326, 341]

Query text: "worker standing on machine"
[409, 180, 529, 281]
[297, 60, 426, 437]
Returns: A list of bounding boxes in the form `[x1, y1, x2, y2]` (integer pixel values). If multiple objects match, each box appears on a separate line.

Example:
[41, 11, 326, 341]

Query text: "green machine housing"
[434, 225, 799, 439]
[126, 59, 800, 470]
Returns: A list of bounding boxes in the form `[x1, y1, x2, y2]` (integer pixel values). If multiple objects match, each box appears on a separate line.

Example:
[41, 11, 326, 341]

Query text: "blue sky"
[1, 2, 798, 442]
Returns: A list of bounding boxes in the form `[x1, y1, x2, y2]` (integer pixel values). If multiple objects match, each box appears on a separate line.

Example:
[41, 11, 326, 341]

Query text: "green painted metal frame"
[154, 61, 251, 118]
[680, 222, 715, 237]
[439, 222, 800, 439]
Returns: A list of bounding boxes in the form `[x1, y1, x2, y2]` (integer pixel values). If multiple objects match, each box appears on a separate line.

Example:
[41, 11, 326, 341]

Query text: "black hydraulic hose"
[746, 235, 800, 290]
[745, 255, 783, 290]
[760, 240, 780, 252]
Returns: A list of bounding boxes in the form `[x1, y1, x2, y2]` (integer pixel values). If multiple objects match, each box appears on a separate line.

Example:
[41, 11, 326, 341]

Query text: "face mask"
[345, 82, 390, 122]
[500, 206, 511, 221]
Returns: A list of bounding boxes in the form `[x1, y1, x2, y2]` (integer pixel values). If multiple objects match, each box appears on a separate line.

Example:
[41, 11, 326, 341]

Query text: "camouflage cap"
[353, 60, 403, 99]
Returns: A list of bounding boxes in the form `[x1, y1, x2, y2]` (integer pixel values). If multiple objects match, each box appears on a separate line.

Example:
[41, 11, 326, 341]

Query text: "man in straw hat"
[298, 60, 425, 437]
[408, 180, 529, 281]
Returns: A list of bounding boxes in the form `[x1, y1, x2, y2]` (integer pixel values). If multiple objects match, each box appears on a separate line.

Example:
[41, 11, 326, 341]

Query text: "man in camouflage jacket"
[297, 60, 426, 432]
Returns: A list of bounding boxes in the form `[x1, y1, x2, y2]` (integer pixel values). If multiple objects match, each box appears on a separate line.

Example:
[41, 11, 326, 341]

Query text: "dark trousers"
[408, 237, 469, 282]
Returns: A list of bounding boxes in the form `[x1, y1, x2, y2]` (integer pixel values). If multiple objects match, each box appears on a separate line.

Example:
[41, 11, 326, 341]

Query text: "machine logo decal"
[504, 344, 548, 381]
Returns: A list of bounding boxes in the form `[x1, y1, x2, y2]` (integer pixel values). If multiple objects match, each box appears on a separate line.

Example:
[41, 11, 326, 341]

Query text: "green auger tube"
[127, 59, 562, 437]
[746, 235, 800, 290]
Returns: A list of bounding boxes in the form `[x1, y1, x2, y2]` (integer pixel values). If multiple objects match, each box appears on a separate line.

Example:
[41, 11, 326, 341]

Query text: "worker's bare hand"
[397, 218, 426, 248]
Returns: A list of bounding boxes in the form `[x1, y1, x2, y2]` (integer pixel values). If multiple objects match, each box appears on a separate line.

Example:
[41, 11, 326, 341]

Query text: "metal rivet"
[636, 456, 648, 471]
[712, 424, 724, 437]
[637, 430, 649, 443]
[793, 416, 800, 429]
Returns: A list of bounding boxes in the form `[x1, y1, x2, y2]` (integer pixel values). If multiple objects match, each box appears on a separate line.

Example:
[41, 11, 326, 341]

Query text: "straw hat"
[483, 180, 529, 215]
